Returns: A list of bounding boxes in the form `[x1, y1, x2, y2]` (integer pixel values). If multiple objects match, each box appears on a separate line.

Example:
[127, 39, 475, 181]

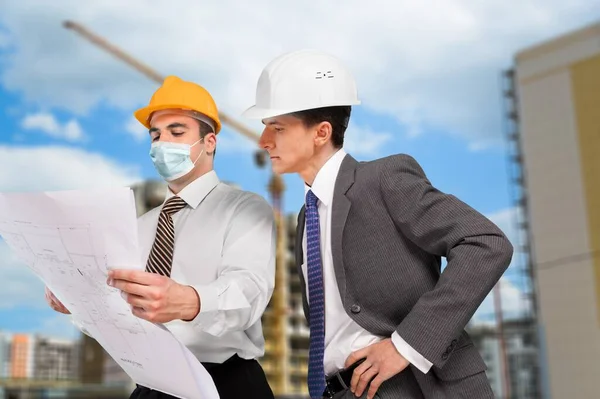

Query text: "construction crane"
[63, 20, 290, 393]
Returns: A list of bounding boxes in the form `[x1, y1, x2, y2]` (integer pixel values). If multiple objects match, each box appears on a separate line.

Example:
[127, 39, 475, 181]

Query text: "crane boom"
[63, 20, 261, 143]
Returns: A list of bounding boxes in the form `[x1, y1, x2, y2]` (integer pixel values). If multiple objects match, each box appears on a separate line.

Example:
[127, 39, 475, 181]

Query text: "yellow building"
[511, 21, 600, 398]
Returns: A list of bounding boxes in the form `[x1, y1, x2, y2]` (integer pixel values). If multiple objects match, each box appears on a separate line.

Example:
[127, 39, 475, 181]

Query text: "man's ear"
[314, 121, 333, 147]
[203, 133, 217, 155]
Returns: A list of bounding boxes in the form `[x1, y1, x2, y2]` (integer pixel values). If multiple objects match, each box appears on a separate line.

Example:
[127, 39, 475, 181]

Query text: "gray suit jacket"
[295, 153, 513, 398]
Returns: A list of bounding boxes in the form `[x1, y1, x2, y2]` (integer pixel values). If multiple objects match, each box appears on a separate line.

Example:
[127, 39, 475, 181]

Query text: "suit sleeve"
[379, 154, 513, 369]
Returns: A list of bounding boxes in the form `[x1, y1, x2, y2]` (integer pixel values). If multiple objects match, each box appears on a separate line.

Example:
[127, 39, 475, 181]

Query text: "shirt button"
[350, 304, 361, 313]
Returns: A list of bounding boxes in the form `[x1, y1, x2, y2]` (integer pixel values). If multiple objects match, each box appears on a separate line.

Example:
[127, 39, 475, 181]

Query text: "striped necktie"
[305, 189, 327, 398]
[145, 196, 187, 277]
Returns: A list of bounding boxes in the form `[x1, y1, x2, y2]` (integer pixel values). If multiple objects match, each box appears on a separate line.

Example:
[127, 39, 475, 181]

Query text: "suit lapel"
[295, 206, 309, 319]
[294, 154, 358, 319]
[331, 155, 357, 302]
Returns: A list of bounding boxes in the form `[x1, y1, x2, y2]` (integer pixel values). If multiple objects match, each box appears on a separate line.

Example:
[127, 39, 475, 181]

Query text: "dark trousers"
[129, 354, 274, 399]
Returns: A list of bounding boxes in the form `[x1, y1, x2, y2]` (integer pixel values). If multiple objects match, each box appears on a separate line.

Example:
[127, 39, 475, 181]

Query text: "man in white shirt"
[242, 50, 512, 399]
[45, 76, 276, 399]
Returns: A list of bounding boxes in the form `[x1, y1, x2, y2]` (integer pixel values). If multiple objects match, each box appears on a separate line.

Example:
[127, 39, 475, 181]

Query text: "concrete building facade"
[512, 21, 600, 398]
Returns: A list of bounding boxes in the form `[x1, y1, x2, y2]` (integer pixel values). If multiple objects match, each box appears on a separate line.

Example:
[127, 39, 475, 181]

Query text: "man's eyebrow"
[167, 122, 189, 129]
[148, 122, 189, 134]
[265, 120, 283, 126]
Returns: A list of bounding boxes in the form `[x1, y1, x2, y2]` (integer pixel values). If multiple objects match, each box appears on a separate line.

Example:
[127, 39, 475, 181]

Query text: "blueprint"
[0, 187, 219, 399]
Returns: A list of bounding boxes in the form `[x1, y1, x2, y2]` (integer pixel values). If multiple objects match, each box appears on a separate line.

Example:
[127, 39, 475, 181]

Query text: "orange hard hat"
[134, 75, 222, 134]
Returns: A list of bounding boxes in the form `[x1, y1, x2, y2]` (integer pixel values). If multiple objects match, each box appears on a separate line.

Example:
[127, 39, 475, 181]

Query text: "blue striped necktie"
[305, 189, 326, 398]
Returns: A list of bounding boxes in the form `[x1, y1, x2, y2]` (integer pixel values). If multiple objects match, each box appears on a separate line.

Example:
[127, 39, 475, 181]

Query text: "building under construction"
[506, 21, 600, 398]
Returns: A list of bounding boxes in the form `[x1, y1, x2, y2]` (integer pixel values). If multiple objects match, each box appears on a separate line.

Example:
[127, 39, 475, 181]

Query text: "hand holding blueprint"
[0, 187, 219, 399]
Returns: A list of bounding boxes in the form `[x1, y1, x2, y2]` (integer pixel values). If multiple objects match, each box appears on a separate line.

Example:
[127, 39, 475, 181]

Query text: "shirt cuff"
[188, 284, 220, 330]
[391, 331, 433, 374]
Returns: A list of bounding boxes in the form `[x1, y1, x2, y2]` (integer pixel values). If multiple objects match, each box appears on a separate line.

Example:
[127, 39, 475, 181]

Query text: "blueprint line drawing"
[0, 188, 219, 399]
[0, 220, 149, 361]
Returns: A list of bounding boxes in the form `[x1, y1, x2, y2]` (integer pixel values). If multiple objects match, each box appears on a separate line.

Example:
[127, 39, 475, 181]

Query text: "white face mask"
[149, 139, 203, 181]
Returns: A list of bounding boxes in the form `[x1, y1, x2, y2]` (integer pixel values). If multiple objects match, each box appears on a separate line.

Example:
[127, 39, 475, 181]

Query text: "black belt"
[201, 353, 245, 371]
[323, 358, 366, 398]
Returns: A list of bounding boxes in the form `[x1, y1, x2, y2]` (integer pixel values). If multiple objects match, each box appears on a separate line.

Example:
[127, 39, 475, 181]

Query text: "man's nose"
[157, 133, 173, 143]
[258, 129, 272, 150]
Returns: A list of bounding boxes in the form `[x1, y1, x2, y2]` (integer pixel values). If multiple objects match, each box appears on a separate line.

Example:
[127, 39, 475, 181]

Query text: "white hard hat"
[242, 49, 360, 120]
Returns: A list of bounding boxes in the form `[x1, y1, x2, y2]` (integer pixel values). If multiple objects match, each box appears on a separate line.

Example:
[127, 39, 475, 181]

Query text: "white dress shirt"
[75, 170, 276, 363]
[302, 149, 433, 375]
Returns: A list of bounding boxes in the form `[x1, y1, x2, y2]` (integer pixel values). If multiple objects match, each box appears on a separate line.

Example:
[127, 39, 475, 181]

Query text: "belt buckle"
[323, 371, 346, 398]
[323, 382, 335, 399]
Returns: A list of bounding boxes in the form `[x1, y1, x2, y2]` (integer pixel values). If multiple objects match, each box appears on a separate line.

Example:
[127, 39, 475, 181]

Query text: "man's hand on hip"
[345, 338, 409, 399]
[108, 269, 200, 323]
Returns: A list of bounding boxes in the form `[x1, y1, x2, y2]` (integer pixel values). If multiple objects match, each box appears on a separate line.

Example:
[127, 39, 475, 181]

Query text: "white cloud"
[468, 139, 507, 153]
[125, 115, 148, 142]
[0, 145, 142, 192]
[1, 1, 598, 148]
[344, 124, 393, 157]
[21, 112, 85, 142]
[474, 277, 532, 323]
[216, 127, 258, 154]
[487, 207, 518, 244]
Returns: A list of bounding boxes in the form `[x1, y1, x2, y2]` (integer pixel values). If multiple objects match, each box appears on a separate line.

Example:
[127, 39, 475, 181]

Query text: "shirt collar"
[304, 148, 347, 207]
[165, 170, 220, 209]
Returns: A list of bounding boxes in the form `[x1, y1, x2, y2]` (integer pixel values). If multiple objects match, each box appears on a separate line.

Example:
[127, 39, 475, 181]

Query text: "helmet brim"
[241, 100, 361, 121]
[134, 104, 222, 133]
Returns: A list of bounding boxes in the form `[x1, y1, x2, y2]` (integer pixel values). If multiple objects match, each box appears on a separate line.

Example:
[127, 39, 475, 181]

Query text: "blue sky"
[0, 1, 598, 338]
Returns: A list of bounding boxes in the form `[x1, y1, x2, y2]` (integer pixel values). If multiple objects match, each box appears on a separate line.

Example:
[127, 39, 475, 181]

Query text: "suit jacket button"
[442, 352, 449, 360]
[350, 304, 361, 313]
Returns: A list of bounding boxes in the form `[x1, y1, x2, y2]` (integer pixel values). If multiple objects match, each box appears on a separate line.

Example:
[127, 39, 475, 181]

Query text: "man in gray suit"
[243, 50, 513, 399]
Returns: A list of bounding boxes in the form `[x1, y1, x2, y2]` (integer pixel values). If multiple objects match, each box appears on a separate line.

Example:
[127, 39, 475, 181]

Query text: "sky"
[0, 1, 598, 340]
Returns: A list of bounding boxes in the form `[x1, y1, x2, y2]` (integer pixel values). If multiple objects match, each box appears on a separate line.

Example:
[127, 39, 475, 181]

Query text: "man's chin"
[271, 164, 293, 175]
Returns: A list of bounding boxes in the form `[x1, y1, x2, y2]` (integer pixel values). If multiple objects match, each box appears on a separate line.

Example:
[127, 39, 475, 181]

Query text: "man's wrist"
[180, 285, 201, 321]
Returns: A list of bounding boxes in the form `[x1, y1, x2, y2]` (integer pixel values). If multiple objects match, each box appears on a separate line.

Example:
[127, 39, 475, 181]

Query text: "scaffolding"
[500, 68, 543, 398]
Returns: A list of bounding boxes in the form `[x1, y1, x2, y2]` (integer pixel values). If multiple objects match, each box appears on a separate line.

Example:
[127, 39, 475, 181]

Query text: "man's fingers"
[45, 288, 70, 314]
[354, 366, 378, 397]
[350, 360, 372, 393]
[111, 279, 152, 297]
[131, 306, 158, 323]
[367, 375, 385, 399]
[53, 299, 70, 314]
[57, 306, 70, 314]
[51, 300, 70, 314]
[124, 293, 155, 310]
[108, 269, 159, 285]
[345, 348, 368, 368]
[131, 306, 147, 319]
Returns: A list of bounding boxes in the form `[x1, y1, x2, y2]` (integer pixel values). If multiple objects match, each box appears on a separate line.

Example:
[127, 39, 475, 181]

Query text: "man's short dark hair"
[289, 106, 351, 148]
[198, 119, 216, 156]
